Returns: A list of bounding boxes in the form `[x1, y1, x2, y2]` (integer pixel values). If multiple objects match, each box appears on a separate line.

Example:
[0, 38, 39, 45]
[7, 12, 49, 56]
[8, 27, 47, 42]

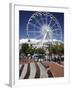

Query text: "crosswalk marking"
[20, 64, 28, 79]
[29, 62, 36, 78]
[19, 62, 53, 79]
[37, 62, 48, 78]
[24, 63, 30, 79]
[19, 64, 22, 70]
[35, 62, 40, 78]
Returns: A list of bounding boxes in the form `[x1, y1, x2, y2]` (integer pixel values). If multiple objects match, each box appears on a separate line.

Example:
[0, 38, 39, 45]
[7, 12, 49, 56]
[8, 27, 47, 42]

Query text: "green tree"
[35, 48, 45, 54]
[21, 43, 29, 56]
[59, 44, 64, 55]
[26, 48, 34, 55]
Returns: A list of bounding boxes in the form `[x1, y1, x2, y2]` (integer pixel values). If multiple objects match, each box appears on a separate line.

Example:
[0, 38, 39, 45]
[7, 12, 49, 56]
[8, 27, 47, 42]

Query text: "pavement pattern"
[19, 61, 64, 79]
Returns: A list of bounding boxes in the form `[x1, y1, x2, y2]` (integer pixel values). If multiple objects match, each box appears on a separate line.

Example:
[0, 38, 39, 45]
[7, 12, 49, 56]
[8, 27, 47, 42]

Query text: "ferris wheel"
[26, 12, 62, 47]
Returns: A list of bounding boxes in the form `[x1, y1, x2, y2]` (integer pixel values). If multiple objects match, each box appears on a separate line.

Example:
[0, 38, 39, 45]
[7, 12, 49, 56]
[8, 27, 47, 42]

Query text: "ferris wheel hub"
[41, 24, 51, 35]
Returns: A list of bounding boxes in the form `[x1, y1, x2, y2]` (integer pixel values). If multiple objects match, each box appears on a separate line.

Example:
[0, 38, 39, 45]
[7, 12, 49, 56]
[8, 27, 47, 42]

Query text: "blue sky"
[19, 10, 64, 41]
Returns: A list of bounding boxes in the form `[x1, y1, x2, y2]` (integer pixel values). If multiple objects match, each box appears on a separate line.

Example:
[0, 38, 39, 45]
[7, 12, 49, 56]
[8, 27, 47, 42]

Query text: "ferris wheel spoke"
[45, 14, 48, 25]
[52, 29, 61, 34]
[28, 30, 41, 33]
[52, 29, 61, 32]
[51, 23, 56, 29]
[48, 19, 52, 26]
[28, 23, 41, 30]
[39, 14, 45, 25]
[60, 31, 63, 41]
[53, 22, 61, 32]
[33, 17, 42, 27]
[52, 25, 59, 30]
[36, 34, 43, 39]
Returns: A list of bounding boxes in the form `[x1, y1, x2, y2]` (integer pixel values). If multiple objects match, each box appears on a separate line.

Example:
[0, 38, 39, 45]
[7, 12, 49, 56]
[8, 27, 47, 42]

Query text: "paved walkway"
[20, 64, 28, 79]
[42, 61, 64, 77]
[19, 61, 64, 79]
[29, 62, 36, 78]
[48, 62, 64, 77]
[19, 62, 48, 79]
[37, 62, 48, 78]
